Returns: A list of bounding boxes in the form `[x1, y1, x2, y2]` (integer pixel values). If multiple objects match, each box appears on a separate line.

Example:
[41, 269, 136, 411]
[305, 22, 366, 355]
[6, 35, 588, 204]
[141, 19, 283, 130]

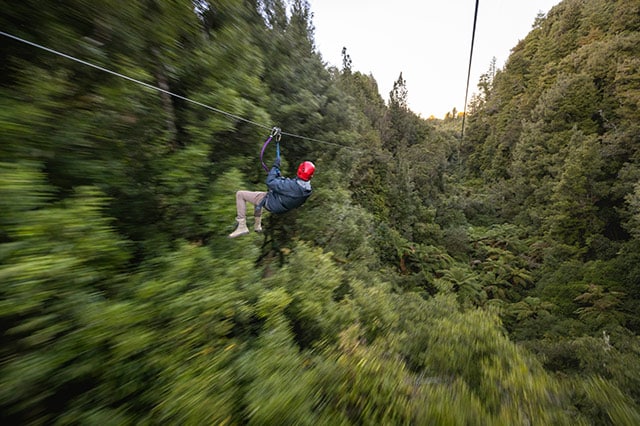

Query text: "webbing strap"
[260, 135, 273, 172]
[260, 127, 281, 172]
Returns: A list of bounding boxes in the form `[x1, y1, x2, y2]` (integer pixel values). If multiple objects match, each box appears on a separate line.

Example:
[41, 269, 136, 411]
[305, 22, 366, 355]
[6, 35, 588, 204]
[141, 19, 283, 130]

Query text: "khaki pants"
[235, 190, 267, 220]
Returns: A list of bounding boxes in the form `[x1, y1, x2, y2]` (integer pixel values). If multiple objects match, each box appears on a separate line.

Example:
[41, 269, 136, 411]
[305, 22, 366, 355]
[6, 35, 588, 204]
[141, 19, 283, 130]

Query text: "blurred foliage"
[2, 0, 640, 424]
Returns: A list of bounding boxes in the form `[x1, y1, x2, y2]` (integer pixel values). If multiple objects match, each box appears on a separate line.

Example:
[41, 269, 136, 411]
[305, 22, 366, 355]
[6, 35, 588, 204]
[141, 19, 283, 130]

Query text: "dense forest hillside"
[2, 0, 639, 424]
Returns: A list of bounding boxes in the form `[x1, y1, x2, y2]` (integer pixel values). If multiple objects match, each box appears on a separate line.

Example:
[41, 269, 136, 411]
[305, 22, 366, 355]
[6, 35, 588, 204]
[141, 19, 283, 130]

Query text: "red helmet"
[297, 161, 315, 181]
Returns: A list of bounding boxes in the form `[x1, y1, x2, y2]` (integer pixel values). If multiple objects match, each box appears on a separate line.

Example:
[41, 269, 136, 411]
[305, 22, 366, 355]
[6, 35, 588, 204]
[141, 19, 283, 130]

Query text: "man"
[228, 159, 315, 238]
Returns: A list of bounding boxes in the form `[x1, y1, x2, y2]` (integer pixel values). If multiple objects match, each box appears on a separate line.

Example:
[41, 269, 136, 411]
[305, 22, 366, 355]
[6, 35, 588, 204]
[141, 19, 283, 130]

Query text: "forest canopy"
[1, 0, 640, 424]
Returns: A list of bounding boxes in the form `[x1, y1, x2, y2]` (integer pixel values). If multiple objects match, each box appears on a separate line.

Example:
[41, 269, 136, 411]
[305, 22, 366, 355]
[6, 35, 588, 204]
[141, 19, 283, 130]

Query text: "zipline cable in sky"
[0, 30, 351, 151]
[461, 0, 480, 140]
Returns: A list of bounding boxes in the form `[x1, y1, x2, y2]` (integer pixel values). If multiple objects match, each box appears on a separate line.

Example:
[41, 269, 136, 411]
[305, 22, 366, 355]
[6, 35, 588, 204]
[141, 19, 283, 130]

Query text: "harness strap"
[257, 194, 268, 212]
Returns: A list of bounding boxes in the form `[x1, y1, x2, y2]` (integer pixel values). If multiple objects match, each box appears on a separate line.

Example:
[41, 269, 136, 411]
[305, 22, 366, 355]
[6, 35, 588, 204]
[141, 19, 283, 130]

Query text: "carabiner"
[271, 126, 282, 141]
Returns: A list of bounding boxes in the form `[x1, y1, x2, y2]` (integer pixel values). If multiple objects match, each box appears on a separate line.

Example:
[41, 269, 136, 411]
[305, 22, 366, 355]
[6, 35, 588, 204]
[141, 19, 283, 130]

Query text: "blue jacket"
[264, 166, 312, 214]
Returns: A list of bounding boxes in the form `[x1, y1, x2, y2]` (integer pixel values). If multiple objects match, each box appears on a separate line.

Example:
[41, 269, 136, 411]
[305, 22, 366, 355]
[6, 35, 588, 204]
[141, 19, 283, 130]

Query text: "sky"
[310, 0, 561, 118]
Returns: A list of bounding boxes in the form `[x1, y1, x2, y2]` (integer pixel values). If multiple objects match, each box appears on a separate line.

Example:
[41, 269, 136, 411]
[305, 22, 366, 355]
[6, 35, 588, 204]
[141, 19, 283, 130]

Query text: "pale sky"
[310, 0, 561, 118]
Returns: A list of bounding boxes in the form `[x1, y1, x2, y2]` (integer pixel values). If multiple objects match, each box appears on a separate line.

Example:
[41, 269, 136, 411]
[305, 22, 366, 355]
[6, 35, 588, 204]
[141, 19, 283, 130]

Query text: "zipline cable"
[0, 31, 270, 132]
[461, 0, 480, 140]
[0, 30, 353, 151]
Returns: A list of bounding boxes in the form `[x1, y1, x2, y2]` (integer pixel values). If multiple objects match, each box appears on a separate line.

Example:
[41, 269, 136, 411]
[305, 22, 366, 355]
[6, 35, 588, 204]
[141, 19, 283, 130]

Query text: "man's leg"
[252, 192, 267, 232]
[229, 191, 266, 238]
[235, 191, 266, 220]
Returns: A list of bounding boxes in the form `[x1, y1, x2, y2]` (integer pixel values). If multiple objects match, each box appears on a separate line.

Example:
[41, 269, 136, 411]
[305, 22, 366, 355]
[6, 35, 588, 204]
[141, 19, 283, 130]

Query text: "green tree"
[436, 265, 485, 307]
[389, 72, 408, 111]
[545, 131, 605, 247]
[1, 164, 131, 423]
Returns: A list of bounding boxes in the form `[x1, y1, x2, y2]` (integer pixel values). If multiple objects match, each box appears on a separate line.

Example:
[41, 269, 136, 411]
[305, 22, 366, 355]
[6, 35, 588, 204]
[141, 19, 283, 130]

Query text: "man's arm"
[266, 166, 289, 192]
